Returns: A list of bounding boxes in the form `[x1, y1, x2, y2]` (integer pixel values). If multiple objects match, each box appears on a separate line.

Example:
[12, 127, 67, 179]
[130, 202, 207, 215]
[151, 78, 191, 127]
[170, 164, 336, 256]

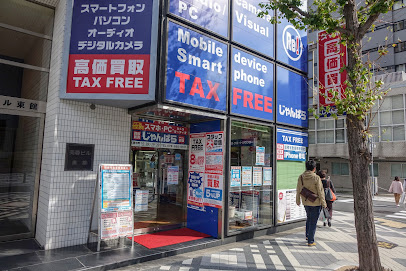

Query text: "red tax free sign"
[318, 31, 347, 107]
[67, 54, 150, 94]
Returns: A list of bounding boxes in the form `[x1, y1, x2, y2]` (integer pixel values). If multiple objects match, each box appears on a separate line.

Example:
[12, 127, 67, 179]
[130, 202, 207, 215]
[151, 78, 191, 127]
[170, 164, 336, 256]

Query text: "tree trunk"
[346, 114, 382, 270]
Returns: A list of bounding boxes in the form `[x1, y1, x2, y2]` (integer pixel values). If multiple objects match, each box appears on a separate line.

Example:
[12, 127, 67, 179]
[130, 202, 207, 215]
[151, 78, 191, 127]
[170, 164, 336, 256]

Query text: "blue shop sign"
[166, 22, 228, 112]
[233, 0, 274, 57]
[231, 48, 273, 120]
[277, 19, 307, 72]
[276, 128, 308, 161]
[169, 0, 229, 37]
[276, 66, 308, 128]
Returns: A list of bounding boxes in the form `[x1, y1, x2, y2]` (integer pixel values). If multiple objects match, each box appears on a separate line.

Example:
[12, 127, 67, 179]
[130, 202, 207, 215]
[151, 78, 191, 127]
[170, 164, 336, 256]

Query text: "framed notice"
[242, 166, 252, 187]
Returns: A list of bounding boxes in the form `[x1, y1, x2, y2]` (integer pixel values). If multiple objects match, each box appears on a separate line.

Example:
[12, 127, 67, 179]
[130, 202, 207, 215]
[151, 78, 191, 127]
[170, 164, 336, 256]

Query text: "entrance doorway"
[131, 148, 187, 234]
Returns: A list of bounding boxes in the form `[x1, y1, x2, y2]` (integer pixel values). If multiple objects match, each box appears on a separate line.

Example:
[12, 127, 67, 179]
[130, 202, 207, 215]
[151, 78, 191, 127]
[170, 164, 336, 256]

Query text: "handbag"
[322, 207, 331, 220]
[325, 180, 337, 201]
[300, 176, 319, 202]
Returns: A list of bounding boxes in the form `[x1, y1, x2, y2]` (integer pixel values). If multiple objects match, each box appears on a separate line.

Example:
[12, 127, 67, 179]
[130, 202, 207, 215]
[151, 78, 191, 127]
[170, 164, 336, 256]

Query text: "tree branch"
[359, 13, 380, 36]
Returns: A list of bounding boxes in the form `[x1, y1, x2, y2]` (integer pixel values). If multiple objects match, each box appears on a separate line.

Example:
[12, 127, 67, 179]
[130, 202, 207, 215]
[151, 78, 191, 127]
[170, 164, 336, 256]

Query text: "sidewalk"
[115, 211, 406, 271]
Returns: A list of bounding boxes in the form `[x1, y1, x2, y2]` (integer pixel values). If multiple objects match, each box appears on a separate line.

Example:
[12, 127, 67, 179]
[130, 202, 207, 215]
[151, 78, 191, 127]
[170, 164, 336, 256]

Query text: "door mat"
[128, 228, 211, 249]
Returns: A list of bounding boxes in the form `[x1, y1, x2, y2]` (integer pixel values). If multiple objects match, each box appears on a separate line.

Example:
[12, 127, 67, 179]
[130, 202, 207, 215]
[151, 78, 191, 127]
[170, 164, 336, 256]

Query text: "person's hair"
[317, 170, 326, 179]
[306, 160, 317, 171]
[395, 176, 399, 181]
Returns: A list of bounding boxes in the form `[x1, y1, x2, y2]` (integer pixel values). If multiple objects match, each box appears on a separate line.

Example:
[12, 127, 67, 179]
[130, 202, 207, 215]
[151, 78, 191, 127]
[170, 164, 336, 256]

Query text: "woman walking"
[318, 170, 335, 227]
[389, 176, 404, 207]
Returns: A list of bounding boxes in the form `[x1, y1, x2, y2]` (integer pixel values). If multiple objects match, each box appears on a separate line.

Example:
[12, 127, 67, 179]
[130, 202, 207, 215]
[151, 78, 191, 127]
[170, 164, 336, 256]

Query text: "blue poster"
[166, 22, 228, 111]
[276, 66, 308, 127]
[277, 19, 307, 72]
[233, 0, 274, 57]
[231, 48, 273, 120]
[276, 128, 308, 161]
[169, 0, 229, 37]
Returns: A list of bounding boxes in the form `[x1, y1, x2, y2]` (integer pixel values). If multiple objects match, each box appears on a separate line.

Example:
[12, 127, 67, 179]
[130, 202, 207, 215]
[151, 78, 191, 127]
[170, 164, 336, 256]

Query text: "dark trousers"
[305, 205, 321, 244]
[326, 200, 333, 220]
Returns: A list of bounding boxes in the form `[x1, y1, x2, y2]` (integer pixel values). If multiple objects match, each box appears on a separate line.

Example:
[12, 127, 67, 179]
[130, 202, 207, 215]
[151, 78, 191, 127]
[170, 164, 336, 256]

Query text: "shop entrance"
[131, 148, 187, 234]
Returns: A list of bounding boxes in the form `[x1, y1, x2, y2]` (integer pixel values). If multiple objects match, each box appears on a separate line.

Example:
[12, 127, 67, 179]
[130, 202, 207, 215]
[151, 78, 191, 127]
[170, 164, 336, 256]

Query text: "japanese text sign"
[166, 22, 228, 111]
[67, 0, 154, 95]
[233, 0, 274, 57]
[204, 173, 223, 208]
[231, 48, 274, 120]
[318, 31, 347, 107]
[169, 0, 229, 37]
[276, 128, 308, 161]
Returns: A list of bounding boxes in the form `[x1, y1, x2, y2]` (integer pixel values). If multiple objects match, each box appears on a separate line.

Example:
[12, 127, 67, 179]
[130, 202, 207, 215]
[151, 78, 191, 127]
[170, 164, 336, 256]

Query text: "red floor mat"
[128, 228, 211, 249]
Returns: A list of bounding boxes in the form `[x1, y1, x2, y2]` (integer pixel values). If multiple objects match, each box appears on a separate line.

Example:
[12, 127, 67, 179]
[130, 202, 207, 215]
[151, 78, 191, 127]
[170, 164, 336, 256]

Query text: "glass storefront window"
[229, 121, 273, 233]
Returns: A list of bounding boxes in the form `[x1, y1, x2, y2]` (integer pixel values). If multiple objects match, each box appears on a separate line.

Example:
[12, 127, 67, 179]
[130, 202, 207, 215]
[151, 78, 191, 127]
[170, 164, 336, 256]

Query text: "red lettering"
[264, 96, 272, 113]
[233, 88, 242, 105]
[175, 71, 190, 93]
[243, 90, 254, 109]
[190, 77, 205, 98]
[254, 94, 263, 111]
[206, 81, 220, 101]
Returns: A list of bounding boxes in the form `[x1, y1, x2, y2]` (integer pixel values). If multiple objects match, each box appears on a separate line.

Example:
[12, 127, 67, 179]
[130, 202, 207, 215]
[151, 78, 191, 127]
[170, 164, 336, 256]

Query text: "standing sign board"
[93, 164, 133, 250]
[62, 0, 158, 108]
[318, 31, 347, 108]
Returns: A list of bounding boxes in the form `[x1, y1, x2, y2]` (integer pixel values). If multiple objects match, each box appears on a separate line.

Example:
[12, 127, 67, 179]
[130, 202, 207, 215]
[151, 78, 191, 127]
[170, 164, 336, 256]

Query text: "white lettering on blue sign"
[279, 105, 306, 120]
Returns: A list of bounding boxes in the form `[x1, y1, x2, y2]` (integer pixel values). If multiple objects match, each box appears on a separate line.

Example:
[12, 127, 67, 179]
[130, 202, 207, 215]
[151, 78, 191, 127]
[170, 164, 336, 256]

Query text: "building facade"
[0, 0, 309, 250]
[307, 2, 406, 191]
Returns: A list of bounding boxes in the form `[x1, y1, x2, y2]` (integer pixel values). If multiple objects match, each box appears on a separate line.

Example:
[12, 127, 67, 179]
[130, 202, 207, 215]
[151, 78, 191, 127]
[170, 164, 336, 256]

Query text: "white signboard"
[277, 189, 306, 223]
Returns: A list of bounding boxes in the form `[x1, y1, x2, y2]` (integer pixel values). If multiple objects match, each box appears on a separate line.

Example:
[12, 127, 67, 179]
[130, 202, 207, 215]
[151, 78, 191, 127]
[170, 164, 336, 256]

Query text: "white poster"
[231, 166, 241, 187]
[167, 166, 179, 185]
[134, 190, 149, 212]
[117, 211, 133, 237]
[242, 166, 252, 187]
[101, 212, 118, 240]
[263, 167, 272, 186]
[277, 189, 306, 223]
[256, 146, 265, 166]
[253, 167, 262, 186]
[189, 133, 206, 172]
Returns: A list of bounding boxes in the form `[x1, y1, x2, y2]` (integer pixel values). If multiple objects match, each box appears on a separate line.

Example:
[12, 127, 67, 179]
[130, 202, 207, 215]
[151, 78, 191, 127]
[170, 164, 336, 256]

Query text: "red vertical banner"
[318, 31, 347, 107]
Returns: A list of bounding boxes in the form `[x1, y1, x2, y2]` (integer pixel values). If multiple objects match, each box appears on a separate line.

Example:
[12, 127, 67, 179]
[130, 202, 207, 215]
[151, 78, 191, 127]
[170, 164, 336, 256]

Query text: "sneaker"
[306, 237, 308, 240]
[397, 204, 400, 207]
[328, 221, 331, 227]
[308, 242, 316, 246]
[323, 222, 326, 227]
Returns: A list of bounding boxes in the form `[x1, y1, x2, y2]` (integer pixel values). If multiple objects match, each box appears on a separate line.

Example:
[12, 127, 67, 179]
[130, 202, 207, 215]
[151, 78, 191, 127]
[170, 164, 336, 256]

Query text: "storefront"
[1, 0, 309, 249]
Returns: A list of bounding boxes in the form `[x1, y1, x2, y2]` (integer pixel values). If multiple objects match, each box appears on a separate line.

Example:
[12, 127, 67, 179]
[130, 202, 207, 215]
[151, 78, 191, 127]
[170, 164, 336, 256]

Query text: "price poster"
[189, 133, 206, 172]
[205, 132, 224, 174]
[231, 166, 241, 187]
[100, 212, 118, 240]
[256, 146, 265, 166]
[117, 211, 133, 237]
[204, 174, 223, 208]
[263, 167, 272, 186]
[242, 166, 252, 187]
[253, 167, 262, 186]
[167, 166, 179, 185]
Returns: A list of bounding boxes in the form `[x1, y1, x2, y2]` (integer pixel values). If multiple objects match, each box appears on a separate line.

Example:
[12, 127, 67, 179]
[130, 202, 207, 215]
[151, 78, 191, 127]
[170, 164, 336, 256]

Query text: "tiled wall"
[35, 1, 131, 249]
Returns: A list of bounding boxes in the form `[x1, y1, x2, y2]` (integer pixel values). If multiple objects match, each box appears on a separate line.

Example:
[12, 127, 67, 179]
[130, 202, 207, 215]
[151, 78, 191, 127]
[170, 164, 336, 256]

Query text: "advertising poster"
[263, 167, 272, 186]
[100, 212, 118, 240]
[67, 0, 153, 95]
[256, 146, 265, 166]
[166, 22, 228, 111]
[231, 48, 274, 121]
[131, 121, 188, 149]
[134, 189, 149, 212]
[276, 66, 308, 128]
[233, 0, 274, 57]
[205, 132, 224, 174]
[253, 167, 262, 186]
[276, 128, 308, 161]
[231, 166, 241, 187]
[167, 166, 179, 185]
[189, 133, 206, 172]
[204, 174, 223, 208]
[169, 0, 229, 37]
[187, 171, 205, 209]
[100, 165, 132, 212]
[277, 189, 306, 223]
[242, 166, 252, 187]
[117, 211, 133, 237]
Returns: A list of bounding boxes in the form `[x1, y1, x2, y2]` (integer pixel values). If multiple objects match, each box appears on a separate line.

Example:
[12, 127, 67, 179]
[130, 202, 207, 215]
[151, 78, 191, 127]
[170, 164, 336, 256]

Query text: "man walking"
[296, 160, 327, 246]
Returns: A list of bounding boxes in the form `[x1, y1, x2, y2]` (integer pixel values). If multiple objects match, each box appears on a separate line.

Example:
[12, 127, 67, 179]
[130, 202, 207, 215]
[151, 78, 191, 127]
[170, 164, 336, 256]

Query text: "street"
[114, 194, 406, 271]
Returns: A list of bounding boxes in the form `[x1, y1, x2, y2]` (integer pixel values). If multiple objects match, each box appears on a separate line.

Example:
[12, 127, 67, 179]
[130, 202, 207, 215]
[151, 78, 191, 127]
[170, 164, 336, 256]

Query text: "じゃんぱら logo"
[282, 25, 303, 61]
